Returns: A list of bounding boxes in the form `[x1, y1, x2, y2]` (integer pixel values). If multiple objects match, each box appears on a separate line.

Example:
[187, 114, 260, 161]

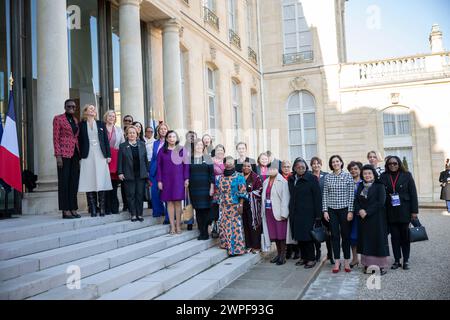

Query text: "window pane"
[285, 46, 297, 54]
[283, 5, 295, 19]
[288, 93, 300, 110]
[303, 113, 315, 128]
[297, 17, 308, 31]
[298, 31, 312, 46]
[288, 114, 301, 129]
[304, 128, 316, 144]
[207, 68, 214, 90]
[283, 19, 296, 33]
[397, 113, 410, 135]
[289, 129, 302, 145]
[284, 33, 297, 48]
[383, 113, 396, 136]
[290, 145, 303, 160]
[300, 91, 315, 109]
[305, 144, 317, 160]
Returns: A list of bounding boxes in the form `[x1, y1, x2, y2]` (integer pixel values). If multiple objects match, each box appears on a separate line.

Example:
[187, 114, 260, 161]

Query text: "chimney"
[429, 24, 444, 53]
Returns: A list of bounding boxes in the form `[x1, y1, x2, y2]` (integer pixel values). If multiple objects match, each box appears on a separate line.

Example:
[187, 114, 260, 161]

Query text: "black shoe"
[131, 216, 137, 222]
[70, 211, 81, 218]
[137, 216, 144, 222]
[187, 224, 193, 231]
[380, 268, 387, 276]
[293, 251, 300, 260]
[62, 212, 75, 219]
[276, 257, 286, 265]
[350, 262, 359, 269]
[304, 261, 316, 269]
[295, 259, 307, 266]
[270, 255, 280, 263]
[402, 262, 409, 270]
[315, 250, 321, 262]
[391, 262, 402, 270]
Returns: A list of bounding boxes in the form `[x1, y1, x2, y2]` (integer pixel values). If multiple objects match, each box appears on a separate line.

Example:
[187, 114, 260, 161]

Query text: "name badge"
[391, 193, 401, 207]
[265, 199, 272, 209]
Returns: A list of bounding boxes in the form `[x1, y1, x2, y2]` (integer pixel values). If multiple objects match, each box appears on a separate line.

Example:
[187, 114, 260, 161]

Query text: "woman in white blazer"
[104, 110, 125, 214]
[261, 167, 291, 265]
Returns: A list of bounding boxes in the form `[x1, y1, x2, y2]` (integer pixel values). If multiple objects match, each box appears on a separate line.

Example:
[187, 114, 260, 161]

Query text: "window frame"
[383, 109, 411, 136]
[287, 90, 317, 161]
[206, 66, 216, 130]
[281, 0, 312, 55]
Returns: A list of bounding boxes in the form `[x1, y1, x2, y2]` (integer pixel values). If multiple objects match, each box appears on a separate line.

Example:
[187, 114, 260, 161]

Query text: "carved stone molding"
[234, 63, 240, 75]
[289, 76, 307, 91]
[391, 92, 400, 104]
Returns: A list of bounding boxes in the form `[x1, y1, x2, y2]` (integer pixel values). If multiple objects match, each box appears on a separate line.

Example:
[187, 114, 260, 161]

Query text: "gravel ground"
[302, 209, 450, 300]
[357, 209, 450, 300]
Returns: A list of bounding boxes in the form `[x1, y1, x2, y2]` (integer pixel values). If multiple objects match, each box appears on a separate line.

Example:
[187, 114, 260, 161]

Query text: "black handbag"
[310, 221, 328, 243]
[211, 221, 219, 239]
[409, 219, 428, 243]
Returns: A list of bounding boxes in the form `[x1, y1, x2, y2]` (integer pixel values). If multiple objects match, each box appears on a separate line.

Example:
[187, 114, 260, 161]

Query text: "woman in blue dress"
[148, 123, 169, 223]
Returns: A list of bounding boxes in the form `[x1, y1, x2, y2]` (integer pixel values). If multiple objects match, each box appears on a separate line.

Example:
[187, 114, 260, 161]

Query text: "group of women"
[55, 103, 424, 276]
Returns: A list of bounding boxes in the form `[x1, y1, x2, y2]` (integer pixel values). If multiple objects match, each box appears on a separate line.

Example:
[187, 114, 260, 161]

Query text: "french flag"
[0, 90, 22, 192]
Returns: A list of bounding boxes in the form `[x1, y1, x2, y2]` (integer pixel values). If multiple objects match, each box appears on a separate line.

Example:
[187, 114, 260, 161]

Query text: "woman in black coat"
[118, 125, 149, 222]
[355, 165, 389, 275]
[379, 155, 419, 270]
[439, 159, 450, 212]
[288, 158, 322, 269]
[189, 139, 215, 240]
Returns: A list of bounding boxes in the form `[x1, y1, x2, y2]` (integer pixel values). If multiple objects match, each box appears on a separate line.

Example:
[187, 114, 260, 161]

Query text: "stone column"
[162, 19, 183, 131]
[119, 0, 145, 122]
[36, 0, 69, 189]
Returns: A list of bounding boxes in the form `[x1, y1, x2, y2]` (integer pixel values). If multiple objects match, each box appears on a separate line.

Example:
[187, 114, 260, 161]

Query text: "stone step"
[0, 230, 198, 300]
[30, 239, 217, 300]
[98, 247, 227, 300]
[155, 253, 262, 300]
[0, 212, 151, 244]
[0, 218, 158, 280]
[0, 223, 169, 283]
[0, 218, 158, 262]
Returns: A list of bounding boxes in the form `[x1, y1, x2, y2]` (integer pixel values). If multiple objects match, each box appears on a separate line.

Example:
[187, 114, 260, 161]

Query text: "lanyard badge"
[390, 173, 401, 207]
[265, 199, 272, 209]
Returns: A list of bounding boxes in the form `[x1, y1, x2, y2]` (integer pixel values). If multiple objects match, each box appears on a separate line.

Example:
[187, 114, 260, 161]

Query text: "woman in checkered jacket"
[322, 155, 355, 273]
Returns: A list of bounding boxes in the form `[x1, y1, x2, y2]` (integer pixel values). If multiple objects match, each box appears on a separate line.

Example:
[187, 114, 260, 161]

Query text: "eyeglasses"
[123, 119, 132, 123]
[388, 162, 399, 166]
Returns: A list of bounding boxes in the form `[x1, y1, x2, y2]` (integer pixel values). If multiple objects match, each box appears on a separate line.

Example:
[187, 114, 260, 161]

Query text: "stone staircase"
[0, 212, 261, 300]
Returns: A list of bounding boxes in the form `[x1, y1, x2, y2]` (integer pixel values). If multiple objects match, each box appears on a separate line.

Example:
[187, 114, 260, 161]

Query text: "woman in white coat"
[104, 110, 125, 214]
[261, 167, 291, 265]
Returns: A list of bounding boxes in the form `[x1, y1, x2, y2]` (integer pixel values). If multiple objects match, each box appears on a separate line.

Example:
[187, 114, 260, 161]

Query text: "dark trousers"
[105, 180, 120, 214]
[124, 179, 145, 217]
[120, 181, 128, 210]
[389, 222, 410, 263]
[57, 154, 80, 211]
[299, 241, 315, 262]
[329, 207, 351, 260]
[196, 208, 210, 238]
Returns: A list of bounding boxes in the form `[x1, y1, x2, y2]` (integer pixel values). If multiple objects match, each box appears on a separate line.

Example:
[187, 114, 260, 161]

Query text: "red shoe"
[344, 267, 352, 273]
[332, 263, 341, 273]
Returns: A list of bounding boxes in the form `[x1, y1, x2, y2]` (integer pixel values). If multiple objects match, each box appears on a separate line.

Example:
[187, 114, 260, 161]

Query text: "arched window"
[287, 90, 317, 161]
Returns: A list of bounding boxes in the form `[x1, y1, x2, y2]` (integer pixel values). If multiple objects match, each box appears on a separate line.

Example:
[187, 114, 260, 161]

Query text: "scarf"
[246, 173, 262, 230]
[224, 168, 235, 177]
[360, 181, 374, 198]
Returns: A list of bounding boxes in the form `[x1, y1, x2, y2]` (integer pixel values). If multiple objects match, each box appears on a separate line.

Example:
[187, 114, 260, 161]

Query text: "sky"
[345, 0, 450, 61]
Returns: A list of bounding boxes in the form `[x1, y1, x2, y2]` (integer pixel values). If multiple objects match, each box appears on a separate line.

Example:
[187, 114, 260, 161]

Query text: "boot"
[276, 240, 287, 265]
[99, 191, 106, 217]
[286, 244, 293, 259]
[87, 192, 97, 217]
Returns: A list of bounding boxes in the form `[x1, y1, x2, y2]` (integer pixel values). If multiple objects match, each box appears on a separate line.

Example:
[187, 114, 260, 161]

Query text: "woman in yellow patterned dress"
[216, 156, 248, 256]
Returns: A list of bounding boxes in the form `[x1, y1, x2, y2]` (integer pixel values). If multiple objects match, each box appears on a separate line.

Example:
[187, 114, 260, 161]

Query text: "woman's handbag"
[211, 220, 219, 239]
[409, 219, 428, 243]
[181, 189, 194, 223]
[310, 221, 328, 243]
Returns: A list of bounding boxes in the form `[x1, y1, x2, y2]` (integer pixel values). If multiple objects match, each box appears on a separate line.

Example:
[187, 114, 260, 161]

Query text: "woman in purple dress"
[156, 131, 190, 234]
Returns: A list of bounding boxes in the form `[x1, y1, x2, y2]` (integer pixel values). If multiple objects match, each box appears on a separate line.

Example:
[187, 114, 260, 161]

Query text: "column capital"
[119, 0, 142, 7]
[162, 18, 181, 32]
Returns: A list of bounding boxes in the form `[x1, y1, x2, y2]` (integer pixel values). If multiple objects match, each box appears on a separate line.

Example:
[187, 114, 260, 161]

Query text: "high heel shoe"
[270, 255, 279, 263]
[332, 263, 341, 273]
[344, 265, 352, 273]
[350, 261, 359, 269]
